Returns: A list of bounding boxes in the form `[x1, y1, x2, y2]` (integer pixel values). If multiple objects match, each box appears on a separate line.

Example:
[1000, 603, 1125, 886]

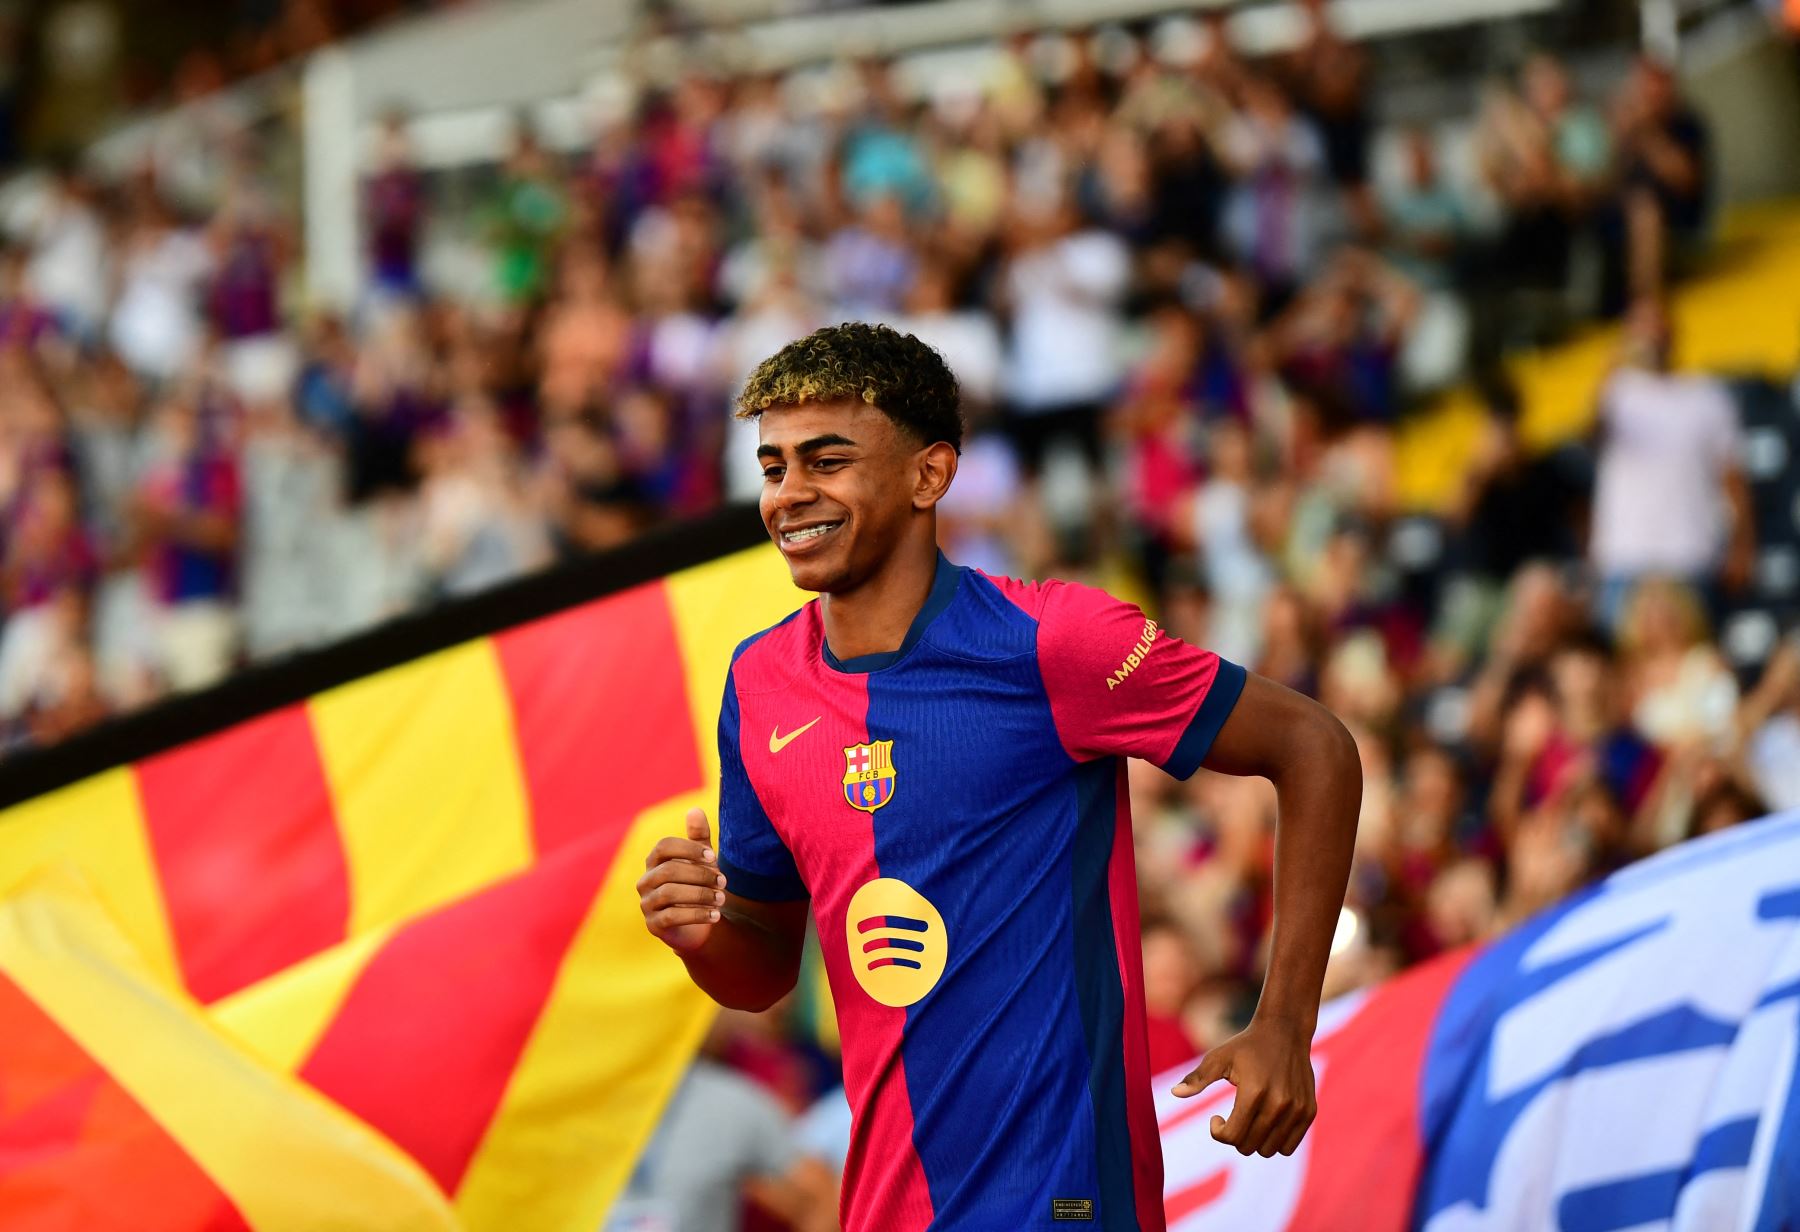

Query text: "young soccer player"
[639, 323, 1361, 1231]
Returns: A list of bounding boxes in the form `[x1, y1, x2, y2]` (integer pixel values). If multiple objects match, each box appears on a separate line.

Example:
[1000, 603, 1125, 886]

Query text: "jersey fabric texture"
[717, 553, 1246, 1232]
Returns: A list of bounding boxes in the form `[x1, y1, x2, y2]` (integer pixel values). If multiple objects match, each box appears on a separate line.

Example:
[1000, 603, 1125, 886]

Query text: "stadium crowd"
[0, 4, 1793, 1227]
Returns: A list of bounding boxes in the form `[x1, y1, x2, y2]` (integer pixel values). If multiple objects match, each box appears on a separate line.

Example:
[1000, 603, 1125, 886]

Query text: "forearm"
[1255, 715, 1361, 1032]
[680, 901, 804, 1012]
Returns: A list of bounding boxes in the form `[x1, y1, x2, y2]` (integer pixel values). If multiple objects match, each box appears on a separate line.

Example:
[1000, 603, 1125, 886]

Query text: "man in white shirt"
[1589, 296, 1754, 629]
[1000, 199, 1131, 475]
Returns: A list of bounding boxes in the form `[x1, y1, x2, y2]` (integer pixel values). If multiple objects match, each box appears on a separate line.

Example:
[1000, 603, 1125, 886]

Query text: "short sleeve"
[1034, 581, 1246, 779]
[716, 668, 808, 902]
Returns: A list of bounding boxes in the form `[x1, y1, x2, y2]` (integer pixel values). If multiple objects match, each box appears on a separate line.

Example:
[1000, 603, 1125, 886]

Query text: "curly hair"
[735, 322, 963, 453]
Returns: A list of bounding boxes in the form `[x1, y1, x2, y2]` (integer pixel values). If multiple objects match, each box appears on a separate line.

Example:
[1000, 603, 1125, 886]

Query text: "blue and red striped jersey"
[718, 553, 1245, 1231]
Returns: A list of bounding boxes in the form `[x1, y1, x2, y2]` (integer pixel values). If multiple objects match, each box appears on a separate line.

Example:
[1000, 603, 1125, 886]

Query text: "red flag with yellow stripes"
[0, 524, 806, 1231]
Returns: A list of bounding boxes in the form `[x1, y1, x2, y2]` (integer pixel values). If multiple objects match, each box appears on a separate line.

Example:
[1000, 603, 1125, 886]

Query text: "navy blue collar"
[821, 552, 962, 674]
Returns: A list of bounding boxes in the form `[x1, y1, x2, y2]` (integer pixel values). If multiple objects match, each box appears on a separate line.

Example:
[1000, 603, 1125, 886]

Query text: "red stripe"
[297, 830, 616, 1197]
[1286, 949, 1475, 1232]
[298, 580, 703, 1198]
[1108, 766, 1168, 1232]
[0, 975, 248, 1231]
[1163, 1167, 1229, 1221]
[493, 581, 704, 858]
[136, 706, 350, 1004]
[734, 611, 935, 1232]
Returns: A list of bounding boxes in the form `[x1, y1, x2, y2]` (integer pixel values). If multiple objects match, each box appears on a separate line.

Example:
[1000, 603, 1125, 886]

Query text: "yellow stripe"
[666, 545, 809, 793]
[450, 792, 718, 1230]
[0, 768, 182, 991]
[453, 559, 803, 1227]
[210, 925, 396, 1074]
[1396, 200, 1800, 511]
[309, 640, 535, 937]
[0, 865, 460, 1232]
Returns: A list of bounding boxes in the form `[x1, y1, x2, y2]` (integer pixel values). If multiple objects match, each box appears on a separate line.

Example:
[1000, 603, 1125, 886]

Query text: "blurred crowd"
[0, 3, 1793, 1226]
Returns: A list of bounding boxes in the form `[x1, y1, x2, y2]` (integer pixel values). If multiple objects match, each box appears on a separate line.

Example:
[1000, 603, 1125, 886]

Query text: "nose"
[768, 465, 817, 514]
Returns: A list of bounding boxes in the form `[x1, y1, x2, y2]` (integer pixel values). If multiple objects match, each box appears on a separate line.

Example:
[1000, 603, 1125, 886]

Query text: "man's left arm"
[1172, 672, 1361, 1158]
[1029, 582, 1361, 1158]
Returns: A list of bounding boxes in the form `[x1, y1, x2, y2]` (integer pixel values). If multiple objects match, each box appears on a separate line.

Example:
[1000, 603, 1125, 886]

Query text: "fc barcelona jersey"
[717, 553, 1246, 1232]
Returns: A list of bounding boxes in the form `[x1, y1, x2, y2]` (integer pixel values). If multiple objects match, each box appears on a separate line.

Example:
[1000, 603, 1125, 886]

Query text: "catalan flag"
[0, 518, 808, 1231]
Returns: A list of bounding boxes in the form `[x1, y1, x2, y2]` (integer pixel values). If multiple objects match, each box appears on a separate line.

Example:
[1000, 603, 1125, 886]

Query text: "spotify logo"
[845, 878, 948, 1007]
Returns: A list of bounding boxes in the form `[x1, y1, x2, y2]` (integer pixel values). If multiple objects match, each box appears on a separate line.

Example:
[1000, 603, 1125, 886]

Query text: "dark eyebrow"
[757, 433, 858, 461]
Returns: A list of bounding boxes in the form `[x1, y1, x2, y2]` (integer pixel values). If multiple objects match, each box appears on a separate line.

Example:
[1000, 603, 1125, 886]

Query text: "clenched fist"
[638, 806, 727, 954]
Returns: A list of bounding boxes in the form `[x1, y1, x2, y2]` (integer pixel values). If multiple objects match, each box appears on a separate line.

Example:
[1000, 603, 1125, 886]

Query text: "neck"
[821, 530, 940, 661]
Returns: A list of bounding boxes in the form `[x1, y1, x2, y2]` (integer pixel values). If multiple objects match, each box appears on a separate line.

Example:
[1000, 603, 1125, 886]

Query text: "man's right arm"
[638, 805, 809, 1012]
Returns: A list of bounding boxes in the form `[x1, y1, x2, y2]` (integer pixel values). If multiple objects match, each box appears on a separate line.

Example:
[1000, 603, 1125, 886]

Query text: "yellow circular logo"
[844, 878, 947, 1007]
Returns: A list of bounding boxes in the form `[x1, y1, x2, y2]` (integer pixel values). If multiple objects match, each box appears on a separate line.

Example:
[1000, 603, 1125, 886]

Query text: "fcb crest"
[842, 740, 898, 812]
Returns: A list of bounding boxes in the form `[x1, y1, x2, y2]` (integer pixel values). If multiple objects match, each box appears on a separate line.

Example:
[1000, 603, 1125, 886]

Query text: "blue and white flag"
[1159, 811, 1800, 1231]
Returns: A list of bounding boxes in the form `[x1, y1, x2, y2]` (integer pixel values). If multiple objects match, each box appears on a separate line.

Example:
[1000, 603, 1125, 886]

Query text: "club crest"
[842, 740, 897, 812]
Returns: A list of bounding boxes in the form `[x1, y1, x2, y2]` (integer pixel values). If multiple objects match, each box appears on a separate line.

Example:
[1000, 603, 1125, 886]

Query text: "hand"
[638, 807, 727, 955]
[1170, 1017, 1318, 1158]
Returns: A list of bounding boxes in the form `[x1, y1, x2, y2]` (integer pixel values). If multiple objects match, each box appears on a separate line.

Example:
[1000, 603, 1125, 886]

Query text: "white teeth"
[783, 523, 840, 543]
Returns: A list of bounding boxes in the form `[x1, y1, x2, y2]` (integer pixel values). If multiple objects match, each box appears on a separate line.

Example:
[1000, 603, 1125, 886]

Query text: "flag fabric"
[1159, 810, 1800, 1231]
[0, 542, 809, 1231]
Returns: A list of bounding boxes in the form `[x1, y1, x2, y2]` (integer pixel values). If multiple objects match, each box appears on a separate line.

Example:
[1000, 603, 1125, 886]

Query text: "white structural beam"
[303, 49, 362, 311]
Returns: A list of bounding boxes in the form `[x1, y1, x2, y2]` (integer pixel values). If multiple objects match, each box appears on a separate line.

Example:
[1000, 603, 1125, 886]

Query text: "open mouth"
[780, 521, 843, 547]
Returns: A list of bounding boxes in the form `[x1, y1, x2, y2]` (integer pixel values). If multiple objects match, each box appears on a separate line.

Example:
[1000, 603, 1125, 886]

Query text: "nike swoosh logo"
[769, 717, 822, 754]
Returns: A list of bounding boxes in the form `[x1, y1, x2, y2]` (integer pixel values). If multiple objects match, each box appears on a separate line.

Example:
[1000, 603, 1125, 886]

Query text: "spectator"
[1588, 297, 1753, 629]
[417, 403, 549, 598]
[603, 1057, 809, 1232]
[537, 249, 631, 417]
[1740, 633, 1800, 813]
[1219, 75, 1335, 310]
[1617, 576, 1739, 752]
[1473, 74, 1571, 301]
[1443, 378, 1582, 613]
[1271, 248, 1419, 427]
[108, 185, 212, 385]
[1490, 631, 1660, 844]
[209, 168, 294, 404]
[822, 193, 917, 319]
[133, 386, 242, 692]
[485, 125, 569, 307]
[0, 469, 95, 723]
[1283, 0, 1374, 229]
[1000, 195, 1130, 475]
[364, 110, 427, 300]
[883, 260, 1003, 413]
[1380, 127, 1465, 291]
[1141, 915, 1204, 1074]
[1609, 56, 1711, 303]
[1520, 53, 1613, 218]
[13, 162, 108, 343]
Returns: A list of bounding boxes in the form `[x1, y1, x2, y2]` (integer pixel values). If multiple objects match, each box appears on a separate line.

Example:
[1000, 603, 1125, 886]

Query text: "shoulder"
[963, 571, 1151, 658]
[729, 603, 820, 696]
[975, 571, 1141, 623]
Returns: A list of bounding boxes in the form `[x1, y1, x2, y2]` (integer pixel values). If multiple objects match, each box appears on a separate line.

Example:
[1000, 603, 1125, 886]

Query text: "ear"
[912, 441, 958, 511]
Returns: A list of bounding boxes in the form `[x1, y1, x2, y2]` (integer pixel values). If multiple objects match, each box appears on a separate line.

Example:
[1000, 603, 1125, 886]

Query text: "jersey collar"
[821, 551, 962, 675]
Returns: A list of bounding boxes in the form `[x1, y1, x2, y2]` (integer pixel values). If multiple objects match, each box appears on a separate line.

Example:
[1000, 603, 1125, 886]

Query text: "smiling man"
[638, 323, 1361, 1231]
